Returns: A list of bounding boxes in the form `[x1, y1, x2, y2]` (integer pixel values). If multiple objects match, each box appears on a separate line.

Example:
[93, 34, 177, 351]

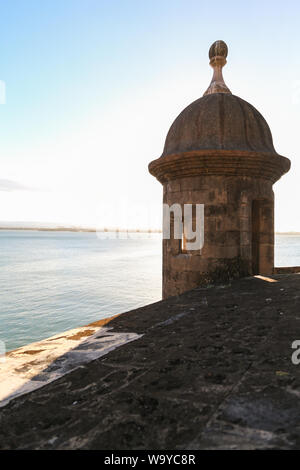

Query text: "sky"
[0, 0, 299, 231]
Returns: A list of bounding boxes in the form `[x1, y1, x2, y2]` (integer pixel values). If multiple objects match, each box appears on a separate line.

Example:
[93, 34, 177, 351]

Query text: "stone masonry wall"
[162, 175, 274, 297]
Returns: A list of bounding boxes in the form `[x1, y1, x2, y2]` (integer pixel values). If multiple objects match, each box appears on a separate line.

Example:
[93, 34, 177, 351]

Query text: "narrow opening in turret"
[251, 199, 274, 275]
[252, 200, 260, 275]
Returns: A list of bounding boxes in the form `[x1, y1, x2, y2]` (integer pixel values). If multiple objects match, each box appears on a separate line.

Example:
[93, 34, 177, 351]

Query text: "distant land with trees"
[0, 221, 162, 233]
[0, 222, 298, 235]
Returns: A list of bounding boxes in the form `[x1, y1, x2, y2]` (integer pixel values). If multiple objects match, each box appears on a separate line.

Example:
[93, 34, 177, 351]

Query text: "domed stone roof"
[149, 40, 290, 184]
[162, 93, 277, 157]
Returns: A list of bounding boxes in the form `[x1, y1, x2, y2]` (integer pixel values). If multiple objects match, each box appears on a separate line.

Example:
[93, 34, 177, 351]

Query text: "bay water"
[0, 231, 299, 351]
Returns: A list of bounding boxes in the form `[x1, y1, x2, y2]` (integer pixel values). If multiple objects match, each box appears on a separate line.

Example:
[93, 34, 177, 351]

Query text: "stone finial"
[203, 40, 231, 96]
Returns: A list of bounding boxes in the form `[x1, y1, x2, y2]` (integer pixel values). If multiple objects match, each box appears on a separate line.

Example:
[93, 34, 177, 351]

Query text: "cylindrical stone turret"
[149, 40, 291, 299]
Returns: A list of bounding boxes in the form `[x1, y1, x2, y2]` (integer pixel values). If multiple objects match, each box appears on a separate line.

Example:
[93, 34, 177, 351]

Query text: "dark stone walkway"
[0, 274, 300, 449]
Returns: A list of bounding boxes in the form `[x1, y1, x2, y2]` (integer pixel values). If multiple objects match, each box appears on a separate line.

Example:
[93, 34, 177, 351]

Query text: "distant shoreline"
[276, 232, 300, 235]
[0, 227, 163, 233]
[0, 228, 298, 235]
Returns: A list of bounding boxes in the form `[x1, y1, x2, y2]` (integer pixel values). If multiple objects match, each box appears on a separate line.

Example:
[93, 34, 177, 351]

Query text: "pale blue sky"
[0, 0, 299, 230]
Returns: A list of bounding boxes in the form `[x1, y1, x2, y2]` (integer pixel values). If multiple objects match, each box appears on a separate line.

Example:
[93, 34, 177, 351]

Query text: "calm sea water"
[0, 231, 299, 351]
[0, 231, 162, 351]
